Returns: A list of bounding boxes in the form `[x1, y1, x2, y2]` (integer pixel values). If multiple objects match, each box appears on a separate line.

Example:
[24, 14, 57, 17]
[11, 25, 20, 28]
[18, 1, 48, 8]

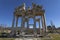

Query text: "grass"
[48, 33, 60, 40]
[0, 38, 14, 40]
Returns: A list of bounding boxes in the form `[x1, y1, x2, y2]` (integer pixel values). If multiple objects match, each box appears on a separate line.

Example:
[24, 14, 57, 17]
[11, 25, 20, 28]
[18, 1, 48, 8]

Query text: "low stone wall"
[15, 38, 52, 40]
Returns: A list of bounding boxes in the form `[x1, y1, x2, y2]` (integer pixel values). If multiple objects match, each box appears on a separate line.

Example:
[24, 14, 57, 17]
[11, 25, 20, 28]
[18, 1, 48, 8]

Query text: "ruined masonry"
[11, 3, 47, 37]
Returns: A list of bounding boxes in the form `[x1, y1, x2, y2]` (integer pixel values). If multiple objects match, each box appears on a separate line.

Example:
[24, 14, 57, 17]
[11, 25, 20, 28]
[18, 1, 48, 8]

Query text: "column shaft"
[33, 16, 37, 37]
[16, 16, 18, 28]
[21, 17, 24, 28]
[41, 14, 46, 35]
[41, 16, 44, 35]
[27, 18, 29, 28]
[21, 16, 25, 33]
[21, 17, 23, 28]
[11, 15, 15, 36]
[12, 15, 15, 28]
[43, 14, 46, 33]
[39, 20, 41, 35]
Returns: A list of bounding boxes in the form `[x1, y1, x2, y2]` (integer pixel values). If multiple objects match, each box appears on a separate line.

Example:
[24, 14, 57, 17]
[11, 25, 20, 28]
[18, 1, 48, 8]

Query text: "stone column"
[21, 17, 23, 34]
[12, 15, 15, 28]
[41, 15, 44, 35]
[43, 14, 46, 34]
[16, 16, 18, 28]
[21, 16, 25, 28]
[21, 15, 25, 36]
[21, 17, 23, 28]
[41, 14, 46, 36]
[21, 17, 24, 29]
[33, 16, 37, 37]
[39, 19, 41, 35]
[27, 18, 29, 28]
[15, 16, 19, 34]
[11, 15, 15, 36]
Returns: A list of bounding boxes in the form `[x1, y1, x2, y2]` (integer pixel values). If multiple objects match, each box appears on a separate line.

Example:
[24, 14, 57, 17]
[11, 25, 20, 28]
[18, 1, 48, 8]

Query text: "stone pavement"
[15, 38, 41, 40]
[15, 37, 52, 40]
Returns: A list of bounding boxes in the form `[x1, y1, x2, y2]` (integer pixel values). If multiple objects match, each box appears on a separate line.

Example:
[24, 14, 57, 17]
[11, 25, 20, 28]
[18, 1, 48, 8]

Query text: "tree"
[47, 25, 53, 33]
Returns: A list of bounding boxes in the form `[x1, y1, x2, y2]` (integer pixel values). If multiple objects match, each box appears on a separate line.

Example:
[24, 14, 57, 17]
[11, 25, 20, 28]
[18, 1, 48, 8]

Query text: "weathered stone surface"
[15, 38, 52, 40]
[11, 3, 47, 37]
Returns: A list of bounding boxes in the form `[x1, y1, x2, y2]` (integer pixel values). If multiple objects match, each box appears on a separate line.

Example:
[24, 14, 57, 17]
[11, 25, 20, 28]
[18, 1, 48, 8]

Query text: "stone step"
[15, 38, 41, 40]
[15, 37, 52, 40]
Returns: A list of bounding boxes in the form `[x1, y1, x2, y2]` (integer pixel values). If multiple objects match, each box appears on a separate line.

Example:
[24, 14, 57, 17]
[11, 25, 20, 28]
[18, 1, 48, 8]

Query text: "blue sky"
[0, 0, 60, 28]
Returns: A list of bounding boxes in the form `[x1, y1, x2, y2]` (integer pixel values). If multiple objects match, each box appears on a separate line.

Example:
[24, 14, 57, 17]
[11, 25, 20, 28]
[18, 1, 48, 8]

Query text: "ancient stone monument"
[11, 3, 47, 37]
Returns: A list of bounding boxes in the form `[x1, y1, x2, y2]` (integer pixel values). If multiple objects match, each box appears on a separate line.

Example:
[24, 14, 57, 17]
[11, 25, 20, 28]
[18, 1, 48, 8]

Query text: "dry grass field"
[48, 33, 60, 40]
[0, 38, 14, 40]
[0, 33, 60, 40]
